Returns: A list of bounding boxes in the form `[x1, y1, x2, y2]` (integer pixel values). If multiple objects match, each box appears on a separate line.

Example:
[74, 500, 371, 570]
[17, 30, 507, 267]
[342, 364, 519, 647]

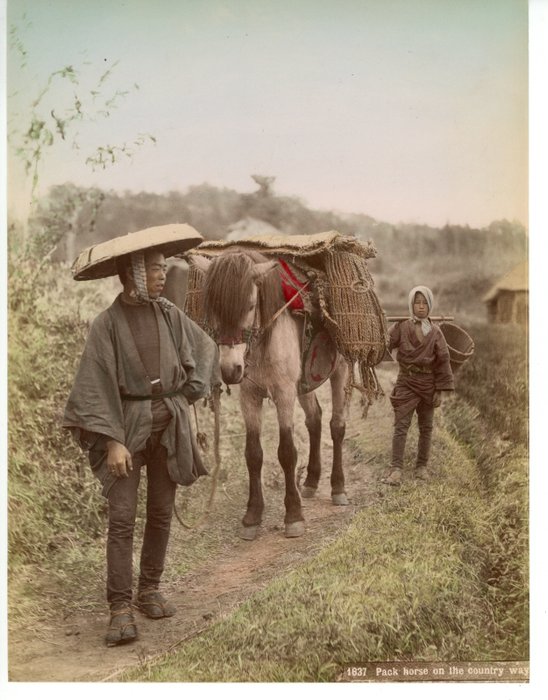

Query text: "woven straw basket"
[439, 322, 475, 373]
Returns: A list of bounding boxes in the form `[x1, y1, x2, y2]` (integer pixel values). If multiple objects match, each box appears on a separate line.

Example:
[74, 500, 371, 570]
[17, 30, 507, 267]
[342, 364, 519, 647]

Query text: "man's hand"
[432, 391, 442, 408]
[106, 440, 133, 478]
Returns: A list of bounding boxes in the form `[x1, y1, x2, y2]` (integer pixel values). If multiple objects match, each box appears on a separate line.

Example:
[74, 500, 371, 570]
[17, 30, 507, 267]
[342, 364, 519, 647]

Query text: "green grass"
[7, 259, 254, 619]
[118, 326, 528, 682]
[122, 387, 528, 681]
[8, 257, 528, 678]
[124, 468, 523, 681]
[8, 261, 111, 617]
[455, 323, 528, 445]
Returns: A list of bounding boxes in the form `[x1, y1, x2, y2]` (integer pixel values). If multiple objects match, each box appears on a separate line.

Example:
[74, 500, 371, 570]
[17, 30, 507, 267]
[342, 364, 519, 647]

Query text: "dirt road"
[8, 372, 394, 682]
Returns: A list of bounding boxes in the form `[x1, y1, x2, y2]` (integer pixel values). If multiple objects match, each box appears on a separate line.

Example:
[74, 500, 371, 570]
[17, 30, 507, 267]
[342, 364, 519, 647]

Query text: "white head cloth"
[408, 285, 434, 335]
[129, 251, 174, 312]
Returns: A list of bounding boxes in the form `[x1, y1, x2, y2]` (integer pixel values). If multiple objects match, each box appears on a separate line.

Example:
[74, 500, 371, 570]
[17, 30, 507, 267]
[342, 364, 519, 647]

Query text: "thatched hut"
[226, 217, 282, 241]
[483, 260, 528, 326]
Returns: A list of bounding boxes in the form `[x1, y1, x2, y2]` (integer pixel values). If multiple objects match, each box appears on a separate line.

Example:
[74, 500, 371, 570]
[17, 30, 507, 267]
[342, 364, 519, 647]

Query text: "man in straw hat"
[63, 224, 220, 647]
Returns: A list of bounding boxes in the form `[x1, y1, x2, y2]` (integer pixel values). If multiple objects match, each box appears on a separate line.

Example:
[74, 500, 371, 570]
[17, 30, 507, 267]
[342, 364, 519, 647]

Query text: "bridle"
[214, 278, 311, 391]
[215, 327, 259, 349]
[215, 278, 310, 347]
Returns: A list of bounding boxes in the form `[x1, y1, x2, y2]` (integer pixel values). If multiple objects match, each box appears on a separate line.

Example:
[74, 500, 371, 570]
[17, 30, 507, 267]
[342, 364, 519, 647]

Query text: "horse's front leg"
[273, 388, 305, 538]
[240, 386, 265, 540]
[297, 391, 322, 498]
[330, 357, 350, 506]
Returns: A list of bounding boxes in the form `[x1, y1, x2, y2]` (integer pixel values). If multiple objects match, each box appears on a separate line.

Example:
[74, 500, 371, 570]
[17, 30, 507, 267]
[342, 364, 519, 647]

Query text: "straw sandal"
[136, 589, 176, 619]
[414, 466, 430, 481]
[105, 606, 137, 647]
[381, 468, 402, 486]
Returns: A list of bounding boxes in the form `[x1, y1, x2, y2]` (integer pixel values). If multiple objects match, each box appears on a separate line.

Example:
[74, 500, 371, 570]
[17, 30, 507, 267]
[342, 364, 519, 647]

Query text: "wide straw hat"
[71, 223, 204, 280]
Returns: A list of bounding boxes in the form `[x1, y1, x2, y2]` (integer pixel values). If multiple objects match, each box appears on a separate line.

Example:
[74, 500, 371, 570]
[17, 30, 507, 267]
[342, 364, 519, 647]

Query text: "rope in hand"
[173, 386, 222, 530]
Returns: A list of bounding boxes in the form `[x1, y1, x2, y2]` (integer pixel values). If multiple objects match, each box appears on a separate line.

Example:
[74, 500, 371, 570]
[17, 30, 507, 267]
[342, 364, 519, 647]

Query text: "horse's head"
[190, 252, 278, 384]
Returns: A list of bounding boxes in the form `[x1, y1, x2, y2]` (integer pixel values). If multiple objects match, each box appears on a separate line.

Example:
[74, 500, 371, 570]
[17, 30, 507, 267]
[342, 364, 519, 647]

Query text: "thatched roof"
[226, 217, 282, 241]
[483, 260, 528, 302]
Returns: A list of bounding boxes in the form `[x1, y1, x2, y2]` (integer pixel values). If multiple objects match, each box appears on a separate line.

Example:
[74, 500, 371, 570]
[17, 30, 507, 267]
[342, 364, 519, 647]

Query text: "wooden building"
[483, 260, 528, 326]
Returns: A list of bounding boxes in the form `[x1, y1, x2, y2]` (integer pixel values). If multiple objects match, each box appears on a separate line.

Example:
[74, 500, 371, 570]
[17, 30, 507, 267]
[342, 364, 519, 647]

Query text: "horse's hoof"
[240, 525, 259, 541]
[285, 521, 305, 538]
[300, 486, 317, 499]
[332, 493, 349, 506]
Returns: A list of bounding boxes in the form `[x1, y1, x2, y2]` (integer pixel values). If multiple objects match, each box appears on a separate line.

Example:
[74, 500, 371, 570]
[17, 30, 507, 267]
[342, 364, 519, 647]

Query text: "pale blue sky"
[7, 0, 528, 227]
[3, 4, 548, 696]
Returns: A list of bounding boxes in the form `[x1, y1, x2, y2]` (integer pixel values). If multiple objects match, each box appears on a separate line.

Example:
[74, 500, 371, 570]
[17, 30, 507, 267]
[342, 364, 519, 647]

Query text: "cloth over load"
[180, 231, 388, 405]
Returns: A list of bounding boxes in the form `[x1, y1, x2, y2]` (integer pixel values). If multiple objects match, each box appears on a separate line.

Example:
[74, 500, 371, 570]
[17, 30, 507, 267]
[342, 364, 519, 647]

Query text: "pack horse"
[187, 250, 350, 540]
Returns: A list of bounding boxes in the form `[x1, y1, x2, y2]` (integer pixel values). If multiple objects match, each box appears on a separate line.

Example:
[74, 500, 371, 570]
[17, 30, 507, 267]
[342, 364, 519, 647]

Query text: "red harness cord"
[279, 259, 307, 310]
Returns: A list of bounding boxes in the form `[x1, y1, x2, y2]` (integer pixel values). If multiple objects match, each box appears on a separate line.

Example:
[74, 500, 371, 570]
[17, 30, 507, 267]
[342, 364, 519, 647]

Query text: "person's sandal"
[105, 606, 137, 647]
[414, 466, 430, 481]
[381, 468, 402, 486]
[136, 589, 176, 619]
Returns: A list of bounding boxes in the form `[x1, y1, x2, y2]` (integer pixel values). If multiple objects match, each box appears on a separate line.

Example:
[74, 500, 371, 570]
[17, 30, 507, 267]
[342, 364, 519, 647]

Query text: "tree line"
[16, 181, 526, 277]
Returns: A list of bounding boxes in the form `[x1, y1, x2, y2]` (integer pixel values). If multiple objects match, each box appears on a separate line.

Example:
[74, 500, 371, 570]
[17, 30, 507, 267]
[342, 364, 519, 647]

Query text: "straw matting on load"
[314, 249, 388, 405]
[439, 322, 475, 373]
[185, 264, 207, 327]
[319, 251, 386, 363]
[180, 230, 378, 265]
[183, 231, 388, 405]
[71, 223, 203, 280]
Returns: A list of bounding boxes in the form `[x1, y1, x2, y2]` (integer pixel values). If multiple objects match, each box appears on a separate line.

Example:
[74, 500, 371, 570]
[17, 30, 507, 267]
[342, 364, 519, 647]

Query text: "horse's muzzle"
[221, 364, 245, 385]
[218, 343, 247, 385]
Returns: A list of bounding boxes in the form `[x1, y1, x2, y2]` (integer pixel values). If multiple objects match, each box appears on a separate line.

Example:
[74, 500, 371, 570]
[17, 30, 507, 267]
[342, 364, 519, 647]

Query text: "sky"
[2, 4, 548, 697]
[6, 0, 528, 229]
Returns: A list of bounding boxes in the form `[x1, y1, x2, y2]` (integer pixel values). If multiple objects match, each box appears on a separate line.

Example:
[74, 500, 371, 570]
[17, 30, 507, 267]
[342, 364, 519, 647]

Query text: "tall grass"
[454, 323, 528, 445]
[444, 323, 528, 653]
[120, 327, 528, 681]
[124, 424, 527, 682]
[8, 259, 116, 614]
[9, 251, 528, 677]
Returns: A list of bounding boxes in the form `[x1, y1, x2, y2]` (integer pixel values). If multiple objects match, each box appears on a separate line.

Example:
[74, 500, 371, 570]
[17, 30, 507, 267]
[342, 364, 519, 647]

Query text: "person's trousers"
[391, 401, 435, 470]
[106, 431, 176, 607]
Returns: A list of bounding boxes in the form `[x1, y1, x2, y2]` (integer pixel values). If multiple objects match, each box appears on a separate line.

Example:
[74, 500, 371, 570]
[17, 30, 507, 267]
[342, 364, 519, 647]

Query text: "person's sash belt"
[121, 388, 186, 401]
[399, 362, 433, 376]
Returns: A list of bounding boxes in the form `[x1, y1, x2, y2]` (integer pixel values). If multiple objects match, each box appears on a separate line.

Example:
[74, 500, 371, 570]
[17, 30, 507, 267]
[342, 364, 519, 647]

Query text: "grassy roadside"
[9, 258, 527, 682]
[121, 325, 528, 682]
[7, 262, 247, 622]
[122, 405, 527, 681]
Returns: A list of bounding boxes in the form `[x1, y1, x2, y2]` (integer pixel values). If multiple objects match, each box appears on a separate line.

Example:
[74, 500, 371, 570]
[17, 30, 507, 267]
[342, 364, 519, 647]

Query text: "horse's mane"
[203, 250, 285, 338]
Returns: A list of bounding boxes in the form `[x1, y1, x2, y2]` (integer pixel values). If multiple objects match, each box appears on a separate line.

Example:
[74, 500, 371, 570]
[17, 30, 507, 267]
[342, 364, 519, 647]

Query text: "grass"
[8, 258, 528, 680]
[118, 325, 528, 682]
[123, 460, 522, 681]
[122, 389, 527, 681]
[7, 259, 260, 622]
[454, 323, 528, 445]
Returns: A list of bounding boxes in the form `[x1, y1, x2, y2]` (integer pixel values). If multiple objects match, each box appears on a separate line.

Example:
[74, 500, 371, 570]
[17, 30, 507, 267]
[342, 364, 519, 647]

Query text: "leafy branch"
[86, 134, 157, 170]
[9, 24, 155, 197]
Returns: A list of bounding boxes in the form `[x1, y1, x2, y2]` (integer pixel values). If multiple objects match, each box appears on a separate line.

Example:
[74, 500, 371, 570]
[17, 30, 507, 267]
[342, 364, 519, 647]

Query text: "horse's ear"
[188, 254, 212, 273]
[252, 260, 278, 280]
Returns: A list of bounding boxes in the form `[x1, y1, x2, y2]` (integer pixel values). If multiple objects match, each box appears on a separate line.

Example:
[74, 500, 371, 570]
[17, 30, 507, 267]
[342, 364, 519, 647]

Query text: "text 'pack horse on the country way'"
[186, 249, 351, 540]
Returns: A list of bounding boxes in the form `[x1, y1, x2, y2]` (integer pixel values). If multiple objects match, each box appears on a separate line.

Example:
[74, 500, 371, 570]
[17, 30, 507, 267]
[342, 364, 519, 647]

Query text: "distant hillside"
[350, 217, 527, 321]
[24, 181, 526, 322]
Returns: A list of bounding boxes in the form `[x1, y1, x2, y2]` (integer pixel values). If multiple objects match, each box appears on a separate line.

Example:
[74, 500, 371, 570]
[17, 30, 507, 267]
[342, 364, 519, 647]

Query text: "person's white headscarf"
[129, 251, 174, 311]
[408, 285, 433, 336]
